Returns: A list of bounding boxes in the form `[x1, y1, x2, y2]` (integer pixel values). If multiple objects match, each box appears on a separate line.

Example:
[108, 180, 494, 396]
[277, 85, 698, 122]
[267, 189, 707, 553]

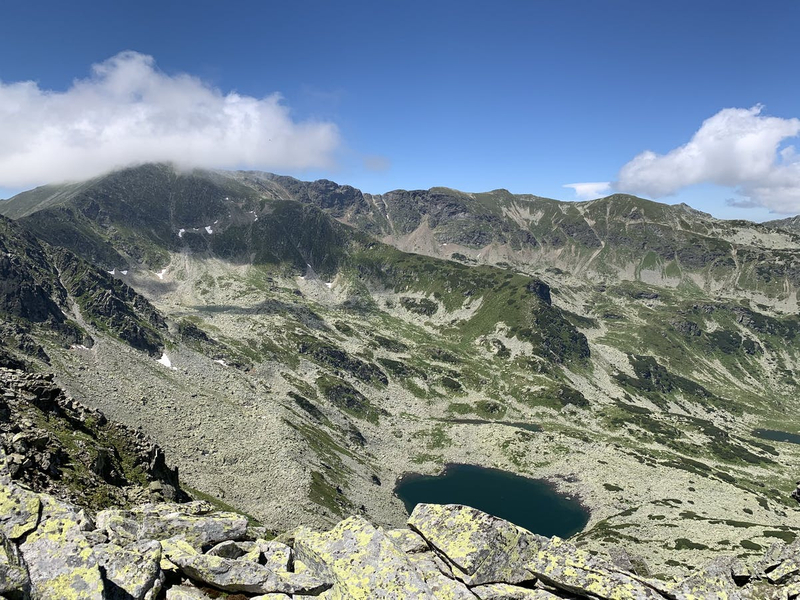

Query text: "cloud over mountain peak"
[0, 51, 340, 187]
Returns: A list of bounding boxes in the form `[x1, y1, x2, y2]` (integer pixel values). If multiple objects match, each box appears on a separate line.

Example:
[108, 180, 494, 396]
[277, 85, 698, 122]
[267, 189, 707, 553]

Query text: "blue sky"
[1, 1, 798, 220]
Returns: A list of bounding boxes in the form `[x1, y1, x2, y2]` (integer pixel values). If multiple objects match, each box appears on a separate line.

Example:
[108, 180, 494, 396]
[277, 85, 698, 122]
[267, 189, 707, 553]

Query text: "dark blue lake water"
[753, 429, 800, 445]
[394, 463, 589, 538]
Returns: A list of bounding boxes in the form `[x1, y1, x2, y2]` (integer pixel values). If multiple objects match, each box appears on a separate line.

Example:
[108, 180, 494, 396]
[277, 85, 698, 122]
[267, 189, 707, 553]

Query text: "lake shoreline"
[394, 462, 591, 539]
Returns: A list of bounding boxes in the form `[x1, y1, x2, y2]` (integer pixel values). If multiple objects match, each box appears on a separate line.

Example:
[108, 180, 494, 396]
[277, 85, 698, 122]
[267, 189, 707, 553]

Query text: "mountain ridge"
[5, 164, 799, 312]
[1, 163, 800, 576]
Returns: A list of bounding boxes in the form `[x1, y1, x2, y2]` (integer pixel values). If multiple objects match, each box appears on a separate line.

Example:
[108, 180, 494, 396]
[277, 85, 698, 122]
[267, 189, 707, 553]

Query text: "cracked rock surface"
[4, 467, 800, 600]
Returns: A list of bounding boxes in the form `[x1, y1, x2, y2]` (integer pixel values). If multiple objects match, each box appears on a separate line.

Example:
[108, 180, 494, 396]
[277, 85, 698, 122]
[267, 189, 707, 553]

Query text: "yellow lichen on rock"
[21, 516, 105, 599]
[408, 503, 544, 585]
[294, 516, 435, 599]
[527, 536, 664, 600]
[0, 483, 40, 540]
[471, 582, 564, 599]
[38, 564, 105, 600]
[94, 539, 163, 599]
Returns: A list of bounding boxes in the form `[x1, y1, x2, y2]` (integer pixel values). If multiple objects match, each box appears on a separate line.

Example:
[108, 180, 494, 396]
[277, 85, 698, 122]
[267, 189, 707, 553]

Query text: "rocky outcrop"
[0, 368, 185, 510]
[0, 216, 68, 325]
[0, 214, 165, 359]
[4, 478, 800, 600]
[408, 503, 545, 586]
[51, 247, 166, 356]
[293, 516, 434, 598]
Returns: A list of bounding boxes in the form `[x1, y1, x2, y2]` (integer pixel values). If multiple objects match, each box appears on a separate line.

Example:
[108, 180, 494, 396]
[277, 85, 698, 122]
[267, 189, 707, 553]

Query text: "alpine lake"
[753, 428, 800, 445]
[394, 463, 590, 538]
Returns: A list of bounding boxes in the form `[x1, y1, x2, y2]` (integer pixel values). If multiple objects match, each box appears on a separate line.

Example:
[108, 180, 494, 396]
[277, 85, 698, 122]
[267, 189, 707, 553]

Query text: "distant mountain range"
[2, 163, 800, 575]
[6, 164, 800, 306]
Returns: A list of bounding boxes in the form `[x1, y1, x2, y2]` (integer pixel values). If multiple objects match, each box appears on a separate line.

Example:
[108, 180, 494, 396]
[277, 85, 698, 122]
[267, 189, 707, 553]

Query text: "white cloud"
[0, 51, 340, 187]
[615, 106, 800, 213]
[563, 181, 611, 200]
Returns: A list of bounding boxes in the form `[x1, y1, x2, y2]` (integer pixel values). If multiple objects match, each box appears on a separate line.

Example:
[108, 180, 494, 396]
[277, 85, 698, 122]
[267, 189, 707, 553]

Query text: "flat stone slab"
[526, 536, 665, 600]
[294, 515, 436, 599]
[98, 502, 248, 547]
[408, 503, 544, 585]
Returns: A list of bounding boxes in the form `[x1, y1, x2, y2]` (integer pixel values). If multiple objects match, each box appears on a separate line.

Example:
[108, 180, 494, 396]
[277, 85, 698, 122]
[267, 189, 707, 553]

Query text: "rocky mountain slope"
[1, 164, 800, 577]
[766, 214, 800, 235]
[0, 214, 166, 362]
[11, 166, 800, 304]
[0, 366, 185, 510]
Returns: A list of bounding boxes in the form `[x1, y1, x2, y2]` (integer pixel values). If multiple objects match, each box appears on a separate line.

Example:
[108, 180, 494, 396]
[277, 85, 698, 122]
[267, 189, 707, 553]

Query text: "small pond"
[394, 463, 589, 538]
[753, 429, 800, 445]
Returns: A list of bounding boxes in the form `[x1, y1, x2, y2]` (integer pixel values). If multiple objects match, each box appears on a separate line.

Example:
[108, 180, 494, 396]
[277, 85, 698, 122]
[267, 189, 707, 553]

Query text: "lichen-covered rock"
[96, 510, 139, 545]
[750, 539, 800, 586]
[294, 591, 333, 599]
[206, 539, 258, 560]
[259, 539, 292, 570]
[781, 581, 800, 598]
[0, 531, 29, 596]
[752, 541, 786, 577]
[669, 556, 745, 599]
[137, 502, 247, 546]
[12, 466, 800, 600]
[98, 502, 248, 547]
[19, 495, 105, 599]
[165, 584, 213, 599]
[163, 536, 329, 595]
[739, 580, 789, 600]
[140, 501, 213, 517]
[406, 551, 475, 600]
[94, 539, 162, 600]
[526, 536, 664, 600]
[471, 583, 564, 599]
[294, 515, 435, 599]
[765, 558, 800, 586]
[0, 481, 40, 540]
[408, 503, 544, 586]
[387, 528, 430, 553]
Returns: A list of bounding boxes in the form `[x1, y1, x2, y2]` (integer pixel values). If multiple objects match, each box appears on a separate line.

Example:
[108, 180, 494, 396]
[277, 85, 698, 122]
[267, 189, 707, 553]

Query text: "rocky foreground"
[2, 461, 800, 600]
